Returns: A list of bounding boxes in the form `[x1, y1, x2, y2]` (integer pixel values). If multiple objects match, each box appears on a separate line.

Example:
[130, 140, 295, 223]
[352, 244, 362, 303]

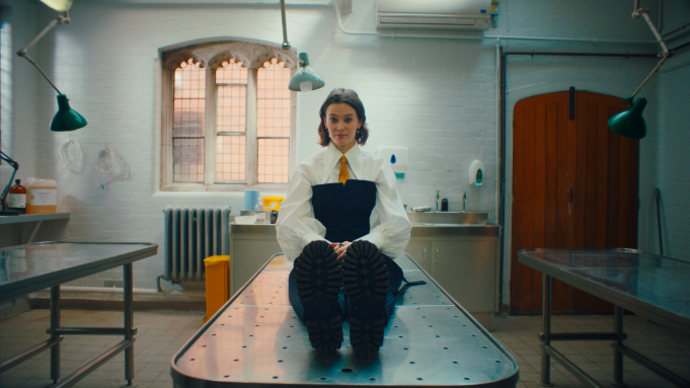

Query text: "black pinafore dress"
[288, 180, 404, 319]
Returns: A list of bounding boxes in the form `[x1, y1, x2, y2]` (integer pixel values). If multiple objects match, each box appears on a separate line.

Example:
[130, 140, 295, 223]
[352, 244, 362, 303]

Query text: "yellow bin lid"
[263, 196, 285, 211]
[204, 255, 230, 266]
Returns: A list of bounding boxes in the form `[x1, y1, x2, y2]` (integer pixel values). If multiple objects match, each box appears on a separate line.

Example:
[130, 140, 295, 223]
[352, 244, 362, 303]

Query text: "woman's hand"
[331, 241, 352, 260]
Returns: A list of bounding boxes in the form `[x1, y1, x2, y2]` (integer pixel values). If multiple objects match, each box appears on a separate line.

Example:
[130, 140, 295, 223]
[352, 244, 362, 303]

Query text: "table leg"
[612, 305, 627, 387]
[50, 285, 60, 384]
[539, 274, 554, 387]
[124, 263, 135, 386]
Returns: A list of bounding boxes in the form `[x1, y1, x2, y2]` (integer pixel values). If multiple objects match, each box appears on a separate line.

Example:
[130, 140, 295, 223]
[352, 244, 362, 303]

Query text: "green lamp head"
[607, 97, 647, 139]
[51, 94, 87, 132]
[288, 53, 325, 92]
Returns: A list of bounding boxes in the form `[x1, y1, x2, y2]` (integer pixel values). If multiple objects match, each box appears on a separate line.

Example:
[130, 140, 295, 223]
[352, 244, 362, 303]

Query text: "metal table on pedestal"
[0, 241, 158, 388]
[171, 253, 519, 387]
[518, 248, 690, 388]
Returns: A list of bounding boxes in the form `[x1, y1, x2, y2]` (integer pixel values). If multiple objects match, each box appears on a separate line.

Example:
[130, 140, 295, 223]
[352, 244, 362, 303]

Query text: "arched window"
[161, 41, 298, 190]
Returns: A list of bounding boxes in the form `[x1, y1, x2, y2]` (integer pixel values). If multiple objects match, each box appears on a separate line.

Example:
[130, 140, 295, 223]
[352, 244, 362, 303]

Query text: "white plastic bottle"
[255, 198, 266, 223]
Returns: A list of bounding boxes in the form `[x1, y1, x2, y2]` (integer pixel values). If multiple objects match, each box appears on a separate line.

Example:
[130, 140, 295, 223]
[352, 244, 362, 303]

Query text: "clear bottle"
[26, 178, 57, 214]
[8, 179, 27, 214]
[255, 197, 266, 223]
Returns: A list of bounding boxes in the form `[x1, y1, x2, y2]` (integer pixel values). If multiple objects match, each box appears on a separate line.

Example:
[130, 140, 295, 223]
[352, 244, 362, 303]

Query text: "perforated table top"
[171, 254, 519, 387]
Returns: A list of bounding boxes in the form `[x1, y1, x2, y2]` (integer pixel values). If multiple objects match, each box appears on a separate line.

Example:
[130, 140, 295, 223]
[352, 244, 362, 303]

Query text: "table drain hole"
[464, 377, 470, 380]
[342, 368, 354, 373]
[320, 377, 327, 380]
[220, 324, 225, 326]
[242, 346, 247, 348]
[443, 347, 448, 350]
[278, 360, 283, 363]
[404, 347, 409, 350]
[202, 345, 207, 348]
[482, 346, 488, 349]
[394, 325, 399, 328]
[453, 361, 458, 364]
[212, 334, 216, 336]
[290, 325, 294, 328]
[224, 375, 229, 378]
[435, 335, 440, 338]
[273, 376, 278, 379]
[190, 358, 195, 361]
[255, 324, 260, 327]
[429, 325, 433, 327]
[234, 359, 239, 362]
[283, 346, 288, 349]
[422, 316, 427, 318]
[417, 377, 423, 381]
[410, 361, 415, 364]
[399, 335, 404, 338]
[495, 360, 501, 363]
[287, 335, 291, 338]
[369, 377, 376, 381]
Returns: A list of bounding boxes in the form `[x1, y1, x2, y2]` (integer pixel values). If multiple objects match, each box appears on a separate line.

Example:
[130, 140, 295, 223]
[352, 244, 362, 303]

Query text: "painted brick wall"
[2, 0, 688, 295]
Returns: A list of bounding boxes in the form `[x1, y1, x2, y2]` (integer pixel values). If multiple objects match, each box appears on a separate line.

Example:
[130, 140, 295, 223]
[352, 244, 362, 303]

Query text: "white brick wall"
[2, 0, 688, 297]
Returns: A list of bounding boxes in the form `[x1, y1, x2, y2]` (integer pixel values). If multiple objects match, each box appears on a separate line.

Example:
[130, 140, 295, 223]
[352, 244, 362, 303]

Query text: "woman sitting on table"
[276, 88, 412, 356]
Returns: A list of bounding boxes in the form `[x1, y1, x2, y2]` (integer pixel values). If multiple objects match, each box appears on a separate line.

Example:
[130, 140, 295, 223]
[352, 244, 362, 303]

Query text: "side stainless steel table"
[518, 248, 690, 388]
[0, 241, 158, 388]
[172, 253, 519, 387]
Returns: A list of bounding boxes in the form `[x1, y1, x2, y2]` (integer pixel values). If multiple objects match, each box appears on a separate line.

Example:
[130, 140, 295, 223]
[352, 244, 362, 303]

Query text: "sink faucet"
[436, 190, 440, 212]
[462, 191, 467, 212]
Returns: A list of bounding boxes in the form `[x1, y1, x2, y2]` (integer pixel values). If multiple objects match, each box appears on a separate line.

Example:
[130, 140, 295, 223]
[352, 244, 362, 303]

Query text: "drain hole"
[464, 377, 470, 380]
[369, 377, 376, 381]
[234, 359, 239, 362]
[320, 377, 327, 380]
[224, 375, 229, 378]
[278, 360, 283, 363]
[410, 361, 415, 364]
[417, 377, 423, 381]
[342, 368, 354, 373]
[453, 361, 458, 364]
[495, 360, 502, 363]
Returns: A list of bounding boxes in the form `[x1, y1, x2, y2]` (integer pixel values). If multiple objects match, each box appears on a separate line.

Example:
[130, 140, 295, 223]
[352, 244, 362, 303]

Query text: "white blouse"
[276, 143, 412, 261]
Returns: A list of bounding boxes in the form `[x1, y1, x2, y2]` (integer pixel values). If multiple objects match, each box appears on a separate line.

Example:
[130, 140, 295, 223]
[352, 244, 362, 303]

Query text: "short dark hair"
[317, 88, 369, 147]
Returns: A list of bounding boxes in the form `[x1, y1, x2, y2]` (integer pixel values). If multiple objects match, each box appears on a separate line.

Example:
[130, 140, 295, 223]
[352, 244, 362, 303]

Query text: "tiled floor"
[1, 309, 689, 387]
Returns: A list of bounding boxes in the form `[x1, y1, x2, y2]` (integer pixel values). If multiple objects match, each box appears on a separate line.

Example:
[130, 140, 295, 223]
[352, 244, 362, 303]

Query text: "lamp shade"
[607, 97, 647, 139]
[40, 0, 73, 11]
[288, 53, 324, 92]
[51, 94, 87, 132]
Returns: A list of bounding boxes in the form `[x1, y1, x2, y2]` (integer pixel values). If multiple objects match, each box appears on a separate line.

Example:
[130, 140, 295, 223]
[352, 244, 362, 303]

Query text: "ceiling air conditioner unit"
[376, 0, 492, 30]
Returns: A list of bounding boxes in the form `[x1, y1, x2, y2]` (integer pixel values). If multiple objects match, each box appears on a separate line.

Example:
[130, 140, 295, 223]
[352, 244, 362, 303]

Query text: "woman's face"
[324, 103, 363, 154]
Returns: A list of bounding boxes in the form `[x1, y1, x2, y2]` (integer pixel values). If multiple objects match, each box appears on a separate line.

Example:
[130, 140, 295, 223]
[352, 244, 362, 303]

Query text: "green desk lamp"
[607, 1, 670, 140]
[17, 11, 87, 132]
[279, 0, 325, 92]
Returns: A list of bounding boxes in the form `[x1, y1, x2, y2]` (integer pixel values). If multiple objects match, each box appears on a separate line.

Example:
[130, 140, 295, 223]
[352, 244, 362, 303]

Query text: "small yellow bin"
[203, 255, 230, 323]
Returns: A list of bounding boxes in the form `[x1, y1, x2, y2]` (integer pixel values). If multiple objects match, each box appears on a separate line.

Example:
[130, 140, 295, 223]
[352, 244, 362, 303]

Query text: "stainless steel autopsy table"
[518, 248, 690, 388]
[172, 253, 519, 387]
[0, 241, 158, 388]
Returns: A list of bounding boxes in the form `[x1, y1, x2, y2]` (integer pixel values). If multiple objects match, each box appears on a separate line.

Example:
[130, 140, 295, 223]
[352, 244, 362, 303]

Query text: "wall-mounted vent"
[376, 0, 491, 30]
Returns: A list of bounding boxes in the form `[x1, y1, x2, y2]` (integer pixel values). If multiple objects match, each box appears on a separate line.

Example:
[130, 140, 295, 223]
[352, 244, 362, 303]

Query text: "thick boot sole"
[342, 240, 389, 357]
[294, 240, 343, 355]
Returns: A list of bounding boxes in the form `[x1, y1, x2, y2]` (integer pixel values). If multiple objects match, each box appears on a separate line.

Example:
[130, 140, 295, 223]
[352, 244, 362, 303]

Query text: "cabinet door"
[231, 235, 282, 295]
[403, 240, 432, 273]
[431, 239, 496, 313]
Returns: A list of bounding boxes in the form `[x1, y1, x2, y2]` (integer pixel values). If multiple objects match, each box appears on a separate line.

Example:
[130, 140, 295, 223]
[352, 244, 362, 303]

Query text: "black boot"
[294, 240, 343, 355]
[342, 240, 389, 357]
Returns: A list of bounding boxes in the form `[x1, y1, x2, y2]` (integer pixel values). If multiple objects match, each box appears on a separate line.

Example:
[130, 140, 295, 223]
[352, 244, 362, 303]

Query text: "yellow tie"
[338, 155, 349, 184]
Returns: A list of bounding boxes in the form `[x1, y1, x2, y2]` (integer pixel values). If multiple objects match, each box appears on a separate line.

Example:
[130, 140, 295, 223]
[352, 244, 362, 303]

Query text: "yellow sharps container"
[203, 255, 230, 323]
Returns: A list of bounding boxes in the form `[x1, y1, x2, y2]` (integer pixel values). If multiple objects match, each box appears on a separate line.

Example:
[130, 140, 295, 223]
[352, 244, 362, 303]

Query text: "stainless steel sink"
[407, 211, 488, 225]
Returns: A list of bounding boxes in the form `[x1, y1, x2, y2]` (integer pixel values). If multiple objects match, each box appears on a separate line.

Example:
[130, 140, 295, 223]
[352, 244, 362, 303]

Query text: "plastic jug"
[26, 178, 57, 214]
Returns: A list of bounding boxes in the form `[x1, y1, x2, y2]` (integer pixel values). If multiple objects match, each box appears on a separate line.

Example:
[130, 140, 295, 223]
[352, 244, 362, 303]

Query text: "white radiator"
[163, 206, 231, 282]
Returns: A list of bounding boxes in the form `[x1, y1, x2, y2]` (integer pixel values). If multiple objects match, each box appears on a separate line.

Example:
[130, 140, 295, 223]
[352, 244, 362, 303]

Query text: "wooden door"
[511, 91, 639, 314]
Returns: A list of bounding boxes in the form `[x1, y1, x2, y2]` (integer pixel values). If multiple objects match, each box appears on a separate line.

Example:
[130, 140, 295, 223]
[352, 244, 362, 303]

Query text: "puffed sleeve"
[276, 164, 329, 261]
[357, 162, 412, 259]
